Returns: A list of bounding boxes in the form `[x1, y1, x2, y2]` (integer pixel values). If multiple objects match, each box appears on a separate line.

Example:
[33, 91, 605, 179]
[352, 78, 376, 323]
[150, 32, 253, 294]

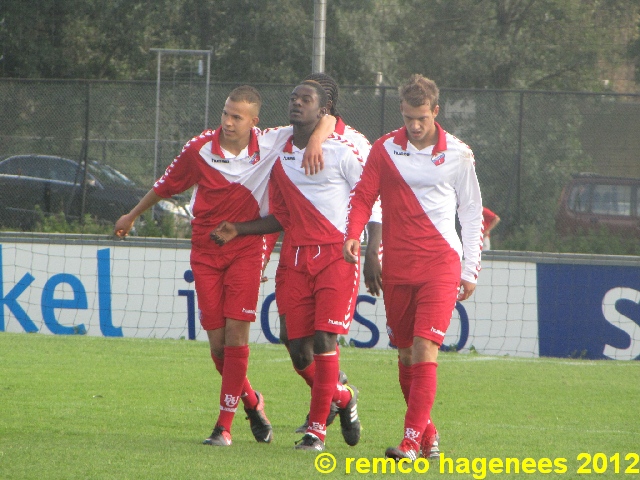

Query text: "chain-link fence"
[1, 78, 639, 252]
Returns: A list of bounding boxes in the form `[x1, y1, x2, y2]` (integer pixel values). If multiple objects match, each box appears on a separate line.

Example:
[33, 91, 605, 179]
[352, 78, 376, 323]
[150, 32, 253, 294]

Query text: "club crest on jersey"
[248, 152, 261, 165]
[431, 152, 445, 166]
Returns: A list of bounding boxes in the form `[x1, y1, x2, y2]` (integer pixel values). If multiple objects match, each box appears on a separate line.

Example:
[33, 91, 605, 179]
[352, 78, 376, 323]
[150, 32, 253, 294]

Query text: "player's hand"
[301, 139, 324, 175]
[114, 214, 135, 238]
[363, 254, 382, 296]
[343, 239, 360, 264]
[211, 221, 238, 246]
[457, 280, 476, 301]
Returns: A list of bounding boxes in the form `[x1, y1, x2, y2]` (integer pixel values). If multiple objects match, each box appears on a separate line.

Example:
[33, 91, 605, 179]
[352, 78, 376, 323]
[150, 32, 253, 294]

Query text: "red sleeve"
[152, 142, 201, 198]
[482, 207, 496, 229]
[263, 232, 280, 262]
[269, 165, 290, 230]
[346, 141, 382, 240]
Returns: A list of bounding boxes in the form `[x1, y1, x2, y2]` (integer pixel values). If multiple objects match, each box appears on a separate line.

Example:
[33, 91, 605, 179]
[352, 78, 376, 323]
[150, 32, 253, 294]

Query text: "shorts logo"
[328, 318, 350, 328]
[430, 326, 446, 336]
[431, 153, 445, 166]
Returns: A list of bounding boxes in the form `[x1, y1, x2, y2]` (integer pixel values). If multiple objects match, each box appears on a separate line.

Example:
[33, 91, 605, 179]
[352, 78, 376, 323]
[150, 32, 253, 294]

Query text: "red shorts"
[274, 235, 294, 317]
[384, 273, 460, 348]
[190, 245, 263, 331]
[285, 243, 359, 341]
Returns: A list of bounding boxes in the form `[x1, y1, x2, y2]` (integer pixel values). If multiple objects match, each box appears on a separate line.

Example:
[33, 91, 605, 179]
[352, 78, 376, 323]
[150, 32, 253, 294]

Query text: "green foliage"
[29, 207, 190, 238]
[34, 207, 113, 235]
[1, 0, 638, 89]
[1, 334, 638, 479]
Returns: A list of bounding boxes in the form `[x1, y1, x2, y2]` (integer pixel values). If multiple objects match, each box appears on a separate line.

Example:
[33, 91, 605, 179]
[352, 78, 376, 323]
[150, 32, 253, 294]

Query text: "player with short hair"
[114, 85, 331, 448]
[343, 74, 483, 461]
[212, 80, 365, 452]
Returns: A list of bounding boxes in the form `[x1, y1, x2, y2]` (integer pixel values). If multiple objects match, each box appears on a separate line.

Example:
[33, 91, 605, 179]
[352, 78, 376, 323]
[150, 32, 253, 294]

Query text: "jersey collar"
[283, 135, 295, 154]
[210, 126, 260, 158]
[393, 122, 447, 153]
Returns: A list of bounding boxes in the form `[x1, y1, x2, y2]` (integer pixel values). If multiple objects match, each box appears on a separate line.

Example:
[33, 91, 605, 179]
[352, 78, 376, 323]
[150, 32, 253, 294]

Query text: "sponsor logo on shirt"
[282, 155, 296, 161]
[431, 152, 445, 166]
[394, 150, 410, 156]
[214, 158, 230, 163]
[242, 308, 256, 315]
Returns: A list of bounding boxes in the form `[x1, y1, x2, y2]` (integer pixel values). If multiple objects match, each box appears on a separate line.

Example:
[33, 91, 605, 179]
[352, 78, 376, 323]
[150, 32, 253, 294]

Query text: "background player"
[482, 206, 501, 250]
[114, 85, 330, 447]
[212, 80, 364, 452]
[343, 74, 483, 461]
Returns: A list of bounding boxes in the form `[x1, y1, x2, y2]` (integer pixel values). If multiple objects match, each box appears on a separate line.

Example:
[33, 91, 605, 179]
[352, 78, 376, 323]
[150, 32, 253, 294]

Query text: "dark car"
[556, 173, 640, 237]
[0, 154, 190, 229]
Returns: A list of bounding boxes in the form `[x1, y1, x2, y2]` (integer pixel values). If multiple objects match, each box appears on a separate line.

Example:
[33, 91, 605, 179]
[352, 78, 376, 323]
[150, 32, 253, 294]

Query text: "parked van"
[556, 173, 640, 237]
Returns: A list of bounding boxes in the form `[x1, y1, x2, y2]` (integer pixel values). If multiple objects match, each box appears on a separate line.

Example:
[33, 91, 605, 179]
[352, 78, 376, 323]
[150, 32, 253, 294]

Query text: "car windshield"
[88, 161, 137, 187]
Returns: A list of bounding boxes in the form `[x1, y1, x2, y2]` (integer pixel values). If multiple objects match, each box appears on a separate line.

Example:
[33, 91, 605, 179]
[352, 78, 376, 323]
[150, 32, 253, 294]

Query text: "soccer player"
[270, 72, 382, 434]
[482, 206, 500, 250]
[343, 74, 483, 461]
[114, 85, 332, 447]
[212, 80, 364, 452]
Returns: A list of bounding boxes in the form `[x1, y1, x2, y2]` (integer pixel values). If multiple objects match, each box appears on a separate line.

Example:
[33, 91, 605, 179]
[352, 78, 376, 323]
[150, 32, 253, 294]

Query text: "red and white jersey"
[346, 123, 483, 284]
[270, 134, 365, 247]
[153, 126, 290, 251]
[335, 117, 381, 224]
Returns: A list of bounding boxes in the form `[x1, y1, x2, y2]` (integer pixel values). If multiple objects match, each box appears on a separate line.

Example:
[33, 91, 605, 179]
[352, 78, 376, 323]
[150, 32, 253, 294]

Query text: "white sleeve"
[455, 149, 483, 283]
[368, 197, 382, 224]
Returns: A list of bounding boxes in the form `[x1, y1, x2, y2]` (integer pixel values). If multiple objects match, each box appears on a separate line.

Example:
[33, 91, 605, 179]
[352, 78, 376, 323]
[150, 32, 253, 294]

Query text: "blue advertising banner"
[537, 264, 640, 360]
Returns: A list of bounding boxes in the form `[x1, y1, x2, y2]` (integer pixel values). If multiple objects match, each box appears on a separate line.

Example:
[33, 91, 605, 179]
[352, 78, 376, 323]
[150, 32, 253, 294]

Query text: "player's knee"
[314, 331, 337, 354]
[288, 339, 314, 370]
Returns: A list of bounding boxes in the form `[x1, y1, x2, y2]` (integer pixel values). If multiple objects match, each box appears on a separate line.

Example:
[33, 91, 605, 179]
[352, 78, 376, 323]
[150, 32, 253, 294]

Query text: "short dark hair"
[303, 73, 339, 116]
[299, 80, 329, 110]
[398, 74, 439, 110]
[228, 85, 262, 111]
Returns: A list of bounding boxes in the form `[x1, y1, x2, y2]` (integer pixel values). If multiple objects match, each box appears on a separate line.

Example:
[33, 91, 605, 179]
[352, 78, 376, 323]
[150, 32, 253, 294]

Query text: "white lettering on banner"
[602, 287, 640, 360]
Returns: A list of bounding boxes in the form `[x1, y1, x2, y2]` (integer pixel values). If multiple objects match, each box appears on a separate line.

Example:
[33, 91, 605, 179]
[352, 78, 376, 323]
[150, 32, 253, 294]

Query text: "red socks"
[398, 359, 412, 405]
[294, 361, 316, 388]
[215, 345, 250, 432]
[403, 361, 437, 446]
[211, 350, 258, 410]
[306, 353, 339, 442]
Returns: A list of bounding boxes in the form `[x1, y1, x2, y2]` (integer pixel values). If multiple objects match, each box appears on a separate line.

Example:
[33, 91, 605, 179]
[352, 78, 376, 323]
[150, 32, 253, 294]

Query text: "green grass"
[1, 333, 639, 479]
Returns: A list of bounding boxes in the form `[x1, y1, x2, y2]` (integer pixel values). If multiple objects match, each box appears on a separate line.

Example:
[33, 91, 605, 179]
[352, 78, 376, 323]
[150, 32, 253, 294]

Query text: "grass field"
[1, 332, 639, 479]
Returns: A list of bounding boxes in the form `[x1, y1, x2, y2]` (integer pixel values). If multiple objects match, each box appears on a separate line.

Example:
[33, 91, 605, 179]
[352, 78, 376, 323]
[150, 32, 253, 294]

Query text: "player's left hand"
[343, 239, 360, 264]
[301, 140, 324, 175]
[210, 221, 238, 246]
[363, 255, 382, 296]
[457, 280, 476, 301]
